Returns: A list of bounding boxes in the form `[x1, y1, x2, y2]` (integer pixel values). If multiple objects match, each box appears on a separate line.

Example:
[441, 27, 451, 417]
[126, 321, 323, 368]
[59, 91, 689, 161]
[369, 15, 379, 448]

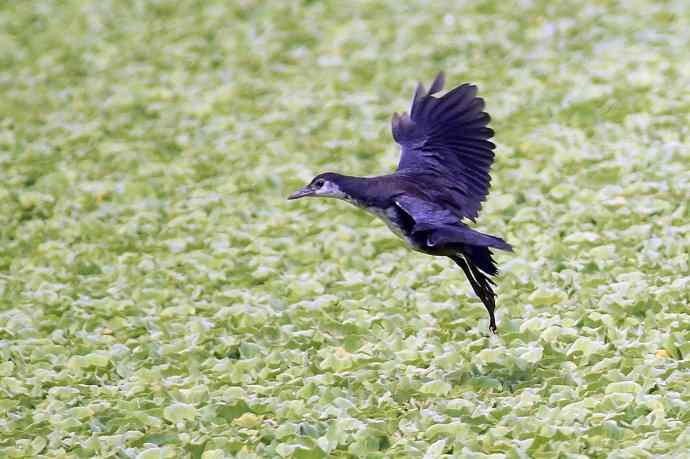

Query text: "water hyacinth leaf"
[136, 448, 166, 459]
[163, 403, 198, 423]
[476, 348, 502, 365]
[518, 345, 544, 365]
[564, 232, 600, 243]
[568, 337, 606, 360]
[528, 288, 566, 307]
[419, 380, 452, 396]
[233, 413, 261, 428]
[201, 450, 226, 459]
[605, 381, 642, 395]
[423, 439, 447, 458]
[425, 421, 470, 440]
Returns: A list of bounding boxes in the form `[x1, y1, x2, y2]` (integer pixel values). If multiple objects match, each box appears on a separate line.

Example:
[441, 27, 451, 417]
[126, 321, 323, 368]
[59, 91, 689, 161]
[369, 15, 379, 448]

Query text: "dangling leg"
[451, 254, 497, 334]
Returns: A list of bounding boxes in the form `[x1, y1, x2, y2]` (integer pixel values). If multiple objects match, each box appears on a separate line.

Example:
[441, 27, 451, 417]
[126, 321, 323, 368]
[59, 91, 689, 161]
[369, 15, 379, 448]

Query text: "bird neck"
[333, 175, 380, 207]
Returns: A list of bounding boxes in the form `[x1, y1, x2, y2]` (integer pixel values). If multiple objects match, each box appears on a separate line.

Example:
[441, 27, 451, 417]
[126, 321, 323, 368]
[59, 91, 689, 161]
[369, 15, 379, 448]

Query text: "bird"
[288, 72, 512, 333]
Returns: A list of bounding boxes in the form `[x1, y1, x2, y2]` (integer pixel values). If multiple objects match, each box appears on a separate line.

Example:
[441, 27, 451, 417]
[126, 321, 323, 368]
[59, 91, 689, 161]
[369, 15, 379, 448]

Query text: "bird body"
[289, 73, 512, 332]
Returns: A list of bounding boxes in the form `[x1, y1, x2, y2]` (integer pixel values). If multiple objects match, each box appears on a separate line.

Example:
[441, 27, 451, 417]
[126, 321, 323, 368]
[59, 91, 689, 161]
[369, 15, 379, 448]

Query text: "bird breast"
[365, 206, 423, 251]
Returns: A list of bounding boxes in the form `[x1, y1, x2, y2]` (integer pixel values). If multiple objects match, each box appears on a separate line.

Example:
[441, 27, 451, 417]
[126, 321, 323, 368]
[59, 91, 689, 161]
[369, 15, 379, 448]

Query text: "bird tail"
[424, 224, 512, 252]
[451, 248, 499, 333]
[465, 231, 512, 252]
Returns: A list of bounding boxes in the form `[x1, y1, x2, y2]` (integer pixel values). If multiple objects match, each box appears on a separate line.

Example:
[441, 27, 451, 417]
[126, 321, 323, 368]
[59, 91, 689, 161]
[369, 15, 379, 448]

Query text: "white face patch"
[313, 181, 347, 199]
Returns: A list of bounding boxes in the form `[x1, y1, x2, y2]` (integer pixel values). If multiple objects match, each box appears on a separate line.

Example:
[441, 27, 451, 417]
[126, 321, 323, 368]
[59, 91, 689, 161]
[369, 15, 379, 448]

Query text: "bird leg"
[451, 255, 497, 334]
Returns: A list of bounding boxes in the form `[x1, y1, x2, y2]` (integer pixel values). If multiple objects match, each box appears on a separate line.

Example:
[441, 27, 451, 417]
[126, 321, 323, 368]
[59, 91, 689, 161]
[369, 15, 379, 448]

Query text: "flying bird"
[288, 72, 512, 332]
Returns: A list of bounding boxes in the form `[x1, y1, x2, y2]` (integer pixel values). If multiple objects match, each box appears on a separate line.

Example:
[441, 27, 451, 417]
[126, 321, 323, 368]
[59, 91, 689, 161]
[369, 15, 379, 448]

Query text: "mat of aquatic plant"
[1, 1, 689, 457]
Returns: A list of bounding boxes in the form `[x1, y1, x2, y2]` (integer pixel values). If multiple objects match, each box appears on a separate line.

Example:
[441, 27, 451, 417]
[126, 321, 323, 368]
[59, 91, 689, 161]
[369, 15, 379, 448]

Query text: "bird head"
[288, 172, 347, 200]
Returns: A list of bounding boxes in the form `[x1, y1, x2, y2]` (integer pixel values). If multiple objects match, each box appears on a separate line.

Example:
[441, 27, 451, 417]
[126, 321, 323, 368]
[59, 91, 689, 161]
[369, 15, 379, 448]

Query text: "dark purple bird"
[289, 72, 512, 332]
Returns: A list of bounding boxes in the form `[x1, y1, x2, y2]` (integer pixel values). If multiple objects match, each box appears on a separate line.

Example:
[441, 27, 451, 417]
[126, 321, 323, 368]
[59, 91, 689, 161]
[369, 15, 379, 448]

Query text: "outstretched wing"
[391, 72, 495, 221]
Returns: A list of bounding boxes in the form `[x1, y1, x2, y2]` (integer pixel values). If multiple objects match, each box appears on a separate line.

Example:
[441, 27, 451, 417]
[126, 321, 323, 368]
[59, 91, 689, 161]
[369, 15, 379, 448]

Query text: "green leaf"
[419, 380, 452, 396]
[163, 403, 198, 423]
[605, 381, 642, 394]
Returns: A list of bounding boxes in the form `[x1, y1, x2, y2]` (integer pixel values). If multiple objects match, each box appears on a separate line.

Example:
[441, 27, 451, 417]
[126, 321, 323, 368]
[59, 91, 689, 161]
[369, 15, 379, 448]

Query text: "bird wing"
[395, 195, 512, 250]
[391, 72, 495, 221]
[394, 195, 457, 231]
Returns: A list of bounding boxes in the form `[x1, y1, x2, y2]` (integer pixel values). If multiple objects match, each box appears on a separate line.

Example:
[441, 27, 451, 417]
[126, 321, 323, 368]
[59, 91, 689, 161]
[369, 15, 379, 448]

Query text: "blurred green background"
[1, 1, 689, 457]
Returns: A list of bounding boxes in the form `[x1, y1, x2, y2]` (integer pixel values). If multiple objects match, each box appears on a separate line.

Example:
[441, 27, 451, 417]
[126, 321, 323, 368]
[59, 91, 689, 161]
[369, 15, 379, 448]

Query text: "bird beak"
[287, 185, 315, 200]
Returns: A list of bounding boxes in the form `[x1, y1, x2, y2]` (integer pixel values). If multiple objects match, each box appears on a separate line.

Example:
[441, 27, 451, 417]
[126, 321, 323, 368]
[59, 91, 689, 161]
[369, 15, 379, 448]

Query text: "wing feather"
[394, 195, 512, 251]
[392, 72, 496, 221]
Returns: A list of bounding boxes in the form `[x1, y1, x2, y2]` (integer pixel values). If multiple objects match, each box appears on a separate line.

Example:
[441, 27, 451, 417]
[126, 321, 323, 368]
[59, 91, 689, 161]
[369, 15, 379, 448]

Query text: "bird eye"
[314, 179, 325, 188]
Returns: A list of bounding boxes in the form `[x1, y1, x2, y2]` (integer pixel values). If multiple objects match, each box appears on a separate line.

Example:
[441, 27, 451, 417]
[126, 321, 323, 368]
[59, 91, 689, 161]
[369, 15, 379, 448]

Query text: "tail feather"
[423, 224, 513, 252]
[464, 245, 498, 276]
[451, 253, 498, 333]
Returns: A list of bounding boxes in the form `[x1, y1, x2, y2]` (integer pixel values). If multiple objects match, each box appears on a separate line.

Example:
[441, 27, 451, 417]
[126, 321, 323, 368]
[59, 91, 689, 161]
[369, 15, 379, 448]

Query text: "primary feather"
[392, 71, 495, 222]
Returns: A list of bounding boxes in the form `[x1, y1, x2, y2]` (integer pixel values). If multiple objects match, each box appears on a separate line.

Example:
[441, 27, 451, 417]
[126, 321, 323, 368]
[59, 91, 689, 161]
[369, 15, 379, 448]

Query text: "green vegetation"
[1, 1, 689, 457]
